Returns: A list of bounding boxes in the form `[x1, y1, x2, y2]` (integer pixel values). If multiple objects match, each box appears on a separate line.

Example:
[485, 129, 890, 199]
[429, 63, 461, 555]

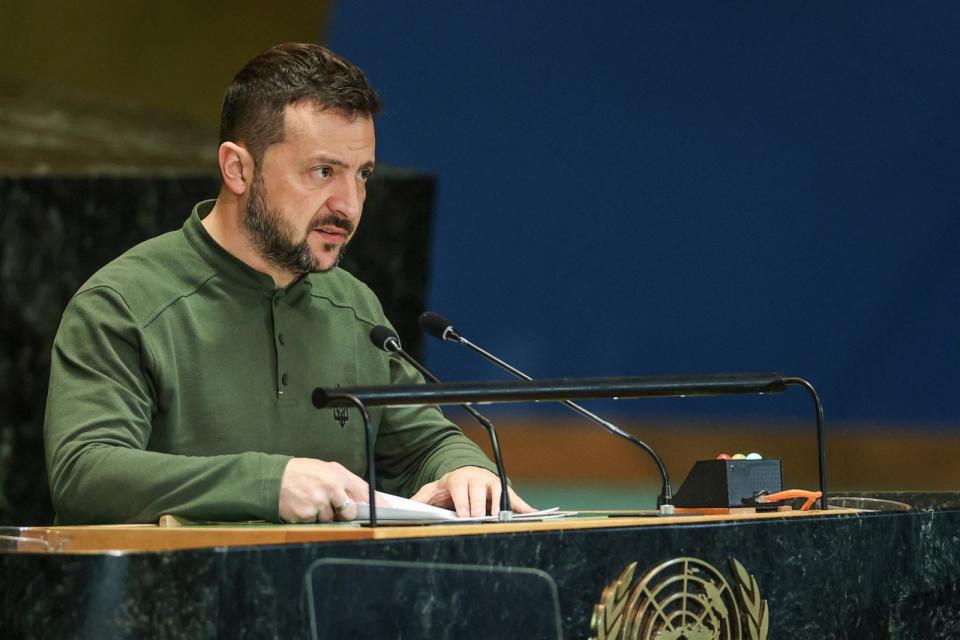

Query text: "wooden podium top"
[7, 508, 859, 554]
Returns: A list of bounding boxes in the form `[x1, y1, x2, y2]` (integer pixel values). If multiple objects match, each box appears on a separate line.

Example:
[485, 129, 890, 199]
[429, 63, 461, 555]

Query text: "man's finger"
[331, 489, 357, 522]
[508, 488, 537, 513]
[409, 481, 436, 504]
[489, 482, 502, 518]
[468, 478, 488, 518]
[448, 475, 471, 517]
[315, 502, 335, 523]
[282, 513, 307, 525]
[341, 471, 371, 503]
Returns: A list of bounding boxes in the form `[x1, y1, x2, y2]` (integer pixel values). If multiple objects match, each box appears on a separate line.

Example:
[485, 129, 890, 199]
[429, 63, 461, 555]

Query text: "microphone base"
[659, 504, 676, 516]
[498, 510, 515, 522]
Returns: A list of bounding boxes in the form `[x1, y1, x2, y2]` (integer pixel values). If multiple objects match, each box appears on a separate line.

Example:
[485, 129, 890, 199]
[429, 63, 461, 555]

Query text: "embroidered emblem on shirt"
[333, 408, 350, 428]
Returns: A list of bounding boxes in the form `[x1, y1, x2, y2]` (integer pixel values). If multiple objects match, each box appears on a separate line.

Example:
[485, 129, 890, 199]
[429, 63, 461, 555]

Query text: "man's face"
[243, 103, 376, 275]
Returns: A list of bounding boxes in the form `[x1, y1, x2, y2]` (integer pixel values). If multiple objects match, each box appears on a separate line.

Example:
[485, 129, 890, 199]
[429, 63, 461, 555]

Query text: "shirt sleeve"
[44, 286, 290, 524]
[371, 344, 499, 498]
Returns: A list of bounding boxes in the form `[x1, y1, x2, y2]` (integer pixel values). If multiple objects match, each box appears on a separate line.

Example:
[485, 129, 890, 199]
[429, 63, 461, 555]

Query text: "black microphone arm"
[311, 373, 829, 510]
[368, 326, 515, 520]
[419, 311, 676, 513]
[314, 373, 789, 406]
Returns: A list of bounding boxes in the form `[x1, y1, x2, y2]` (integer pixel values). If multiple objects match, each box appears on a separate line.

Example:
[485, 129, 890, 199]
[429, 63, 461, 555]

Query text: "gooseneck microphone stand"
[369, 326, 514, 520]
[419, 311, 675, 513]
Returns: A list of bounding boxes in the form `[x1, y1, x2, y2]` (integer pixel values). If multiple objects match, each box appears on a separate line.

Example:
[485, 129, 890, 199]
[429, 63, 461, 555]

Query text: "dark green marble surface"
[3, 508, 960, 639]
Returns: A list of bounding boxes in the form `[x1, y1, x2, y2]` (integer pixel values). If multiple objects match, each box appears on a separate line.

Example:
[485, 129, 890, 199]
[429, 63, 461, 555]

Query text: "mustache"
[311, 215, 355, 236]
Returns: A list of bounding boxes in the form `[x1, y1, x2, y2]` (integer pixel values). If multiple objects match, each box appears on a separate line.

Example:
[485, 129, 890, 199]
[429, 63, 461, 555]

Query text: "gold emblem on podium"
[590, 557, 769, 640]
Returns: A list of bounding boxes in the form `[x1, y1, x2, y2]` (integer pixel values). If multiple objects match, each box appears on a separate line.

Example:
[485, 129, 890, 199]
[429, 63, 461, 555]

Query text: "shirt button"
[278, 333, 285, 345]
[281, 373, 289, 386]
[273, 297, 281, 307]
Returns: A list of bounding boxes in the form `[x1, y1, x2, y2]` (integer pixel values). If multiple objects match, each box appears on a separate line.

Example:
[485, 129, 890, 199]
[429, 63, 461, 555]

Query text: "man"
[44, 43, 530, 524]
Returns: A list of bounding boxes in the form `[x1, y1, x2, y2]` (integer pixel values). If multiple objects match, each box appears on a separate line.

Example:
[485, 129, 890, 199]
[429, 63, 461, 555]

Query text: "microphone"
[370, 325, 402, 353]
[419, 310, 675, 514]
[368, 325, 515, 520]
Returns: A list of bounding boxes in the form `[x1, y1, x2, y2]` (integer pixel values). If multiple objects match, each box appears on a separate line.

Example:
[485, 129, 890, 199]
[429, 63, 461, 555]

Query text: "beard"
[242, 170, 353, 275]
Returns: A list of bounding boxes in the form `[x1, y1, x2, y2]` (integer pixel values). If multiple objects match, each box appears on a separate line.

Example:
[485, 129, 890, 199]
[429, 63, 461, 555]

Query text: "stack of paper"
[353, 492, 575, 522]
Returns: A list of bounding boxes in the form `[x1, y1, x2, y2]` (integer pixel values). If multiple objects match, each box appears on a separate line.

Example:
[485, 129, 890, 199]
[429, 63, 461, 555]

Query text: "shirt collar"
[183, 199, 282, 292]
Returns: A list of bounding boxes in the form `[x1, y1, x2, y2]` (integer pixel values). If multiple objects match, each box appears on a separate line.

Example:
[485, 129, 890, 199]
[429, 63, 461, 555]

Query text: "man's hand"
[278, 458, 370, 523]
[410, 466, 535, 517]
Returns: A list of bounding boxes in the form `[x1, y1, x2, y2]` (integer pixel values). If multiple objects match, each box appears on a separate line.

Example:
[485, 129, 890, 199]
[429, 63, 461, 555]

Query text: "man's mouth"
[311, 216, 354, 244]
[314, 226, 347, 243]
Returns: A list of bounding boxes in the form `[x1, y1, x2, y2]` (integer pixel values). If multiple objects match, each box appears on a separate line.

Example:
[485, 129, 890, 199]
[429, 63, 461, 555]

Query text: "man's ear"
[218, 142, 254, 196]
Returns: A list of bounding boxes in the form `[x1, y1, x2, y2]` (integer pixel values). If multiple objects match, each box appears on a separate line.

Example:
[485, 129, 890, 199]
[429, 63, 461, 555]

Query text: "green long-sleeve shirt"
[44, 200, 496, 524]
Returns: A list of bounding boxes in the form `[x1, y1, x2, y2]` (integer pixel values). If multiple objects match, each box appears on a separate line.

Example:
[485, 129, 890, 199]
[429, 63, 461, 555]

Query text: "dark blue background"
[330, 3, 960, 424]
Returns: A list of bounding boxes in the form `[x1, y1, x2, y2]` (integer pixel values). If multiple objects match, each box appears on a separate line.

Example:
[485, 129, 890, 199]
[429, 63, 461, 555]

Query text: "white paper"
[352, 492, 575, 522]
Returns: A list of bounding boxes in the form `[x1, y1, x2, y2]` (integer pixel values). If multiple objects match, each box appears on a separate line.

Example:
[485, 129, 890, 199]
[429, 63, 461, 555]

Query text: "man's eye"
[313, 167, 332, 178]
[358, 169, 373, 183]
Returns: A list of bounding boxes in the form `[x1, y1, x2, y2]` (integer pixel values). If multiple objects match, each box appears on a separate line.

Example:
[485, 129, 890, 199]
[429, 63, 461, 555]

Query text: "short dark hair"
[219, 43, 382, 163]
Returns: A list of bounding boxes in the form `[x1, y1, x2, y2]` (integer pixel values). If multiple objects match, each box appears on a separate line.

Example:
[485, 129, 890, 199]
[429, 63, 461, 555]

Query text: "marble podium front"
[3, 505, 960, 639]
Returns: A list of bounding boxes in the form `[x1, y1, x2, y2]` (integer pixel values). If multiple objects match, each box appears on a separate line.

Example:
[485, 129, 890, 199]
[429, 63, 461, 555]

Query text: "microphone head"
[419, 311, 461, 342]
[369, 325, 401, 352]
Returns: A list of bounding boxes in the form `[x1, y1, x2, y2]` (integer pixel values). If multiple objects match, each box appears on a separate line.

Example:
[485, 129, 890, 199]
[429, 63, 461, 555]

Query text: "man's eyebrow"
[310, 155, 349, 168]
[309, 155, 375, 171]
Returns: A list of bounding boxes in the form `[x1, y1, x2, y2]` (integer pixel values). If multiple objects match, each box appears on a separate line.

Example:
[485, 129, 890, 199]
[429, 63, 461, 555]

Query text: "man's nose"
[329, 173, 363, 220]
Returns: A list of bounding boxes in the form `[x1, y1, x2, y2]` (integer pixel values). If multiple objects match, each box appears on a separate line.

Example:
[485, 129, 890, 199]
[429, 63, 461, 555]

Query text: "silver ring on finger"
[334, 498, 353, 514]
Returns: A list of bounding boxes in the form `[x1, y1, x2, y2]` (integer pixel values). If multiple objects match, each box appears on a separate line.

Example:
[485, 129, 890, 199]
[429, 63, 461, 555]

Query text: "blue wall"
[330, 3, 960, 424]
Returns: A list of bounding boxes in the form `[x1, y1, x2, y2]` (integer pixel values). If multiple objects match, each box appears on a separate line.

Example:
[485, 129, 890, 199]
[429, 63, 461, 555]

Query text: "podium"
[4, 496, 960, 639]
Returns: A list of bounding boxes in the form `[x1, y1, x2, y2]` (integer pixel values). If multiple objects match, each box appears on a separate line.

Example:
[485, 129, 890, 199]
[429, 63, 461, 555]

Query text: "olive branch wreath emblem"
[730, 557, 769, 640]
[590, 557, 769, 640]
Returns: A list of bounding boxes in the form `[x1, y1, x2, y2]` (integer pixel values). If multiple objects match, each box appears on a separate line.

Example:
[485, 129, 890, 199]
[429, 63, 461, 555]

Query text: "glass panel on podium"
[304, 558, 563, 640]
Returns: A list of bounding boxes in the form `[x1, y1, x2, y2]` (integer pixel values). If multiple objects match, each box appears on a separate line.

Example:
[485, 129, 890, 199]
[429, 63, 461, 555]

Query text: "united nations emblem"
[590, 557, 768, 640]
